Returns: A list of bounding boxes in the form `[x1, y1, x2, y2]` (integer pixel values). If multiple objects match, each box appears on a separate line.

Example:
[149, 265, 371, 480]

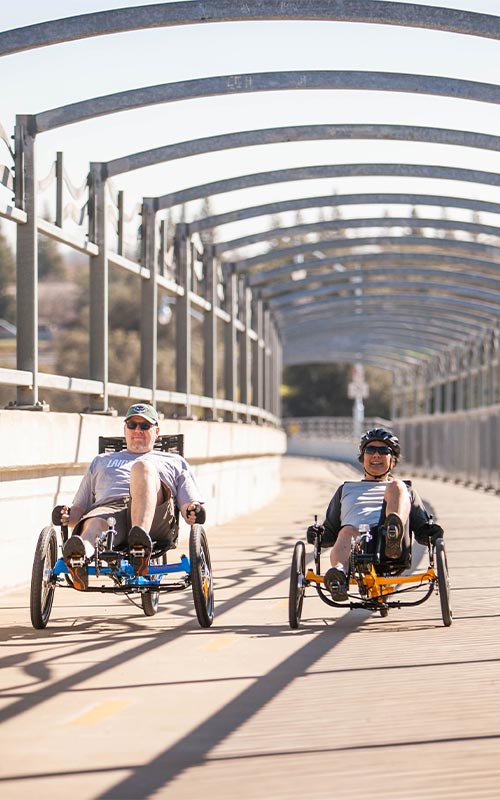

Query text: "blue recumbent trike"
[30, 433, 214, 629]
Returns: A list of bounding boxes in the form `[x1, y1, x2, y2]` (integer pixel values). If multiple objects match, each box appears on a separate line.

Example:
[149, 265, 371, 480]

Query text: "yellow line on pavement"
[70, 700, 131, 726]
[202, 633, 239, 651]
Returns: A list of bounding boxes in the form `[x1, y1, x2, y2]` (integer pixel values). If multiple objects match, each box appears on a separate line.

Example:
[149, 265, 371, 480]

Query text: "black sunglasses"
[364, 445, 393, 455]
[126, 421, 155, 430]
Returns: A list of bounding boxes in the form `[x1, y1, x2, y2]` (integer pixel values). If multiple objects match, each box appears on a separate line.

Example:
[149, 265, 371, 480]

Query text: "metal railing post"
[14, 114, 45, 409]
[88, 162, 110, 412]
[175, 222, 191, 417]
[224, 264, 238, 421]
[140, 199, 157, 402]
[203, 244, 217, 420]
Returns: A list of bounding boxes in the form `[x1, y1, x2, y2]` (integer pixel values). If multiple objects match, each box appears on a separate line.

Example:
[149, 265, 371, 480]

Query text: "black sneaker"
[324, 567, 348, 601]
[63, 535, 88, 591]
[383, 512, 404, 559]
[128, 526, 152, 577]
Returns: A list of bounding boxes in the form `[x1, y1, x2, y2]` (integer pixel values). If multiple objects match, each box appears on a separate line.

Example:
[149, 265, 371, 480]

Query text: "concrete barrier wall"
[0, 410, 286, 590]
[286, 435, 360, 466]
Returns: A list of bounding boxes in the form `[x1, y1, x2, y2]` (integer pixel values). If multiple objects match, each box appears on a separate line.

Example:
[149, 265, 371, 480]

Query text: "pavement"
[1, 455, 500, 800]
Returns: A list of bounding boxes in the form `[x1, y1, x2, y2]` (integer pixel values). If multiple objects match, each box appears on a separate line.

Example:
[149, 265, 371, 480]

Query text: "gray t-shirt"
[339, 481, 409, 528]
[72, 449, 202, 512]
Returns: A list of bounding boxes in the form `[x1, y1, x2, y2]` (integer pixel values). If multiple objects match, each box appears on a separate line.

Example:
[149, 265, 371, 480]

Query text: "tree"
[38, 234, 65, 279]
[282, 363, 391, 419]
[0, 221, 15, 321]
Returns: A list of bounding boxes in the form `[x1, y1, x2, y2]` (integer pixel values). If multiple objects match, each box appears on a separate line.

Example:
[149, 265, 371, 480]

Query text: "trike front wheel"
[189, 525, 214, 627]
[435, 538, 452, 627]
[30, 526, 58, 629]
[288, 541, 306, 629]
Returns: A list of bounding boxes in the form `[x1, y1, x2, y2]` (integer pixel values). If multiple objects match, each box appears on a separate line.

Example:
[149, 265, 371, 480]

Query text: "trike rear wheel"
[30, 526, 58, 629]
[189, 525, 214, 627]
[288, 541, 306, 629]
[435, 538, 452, 627]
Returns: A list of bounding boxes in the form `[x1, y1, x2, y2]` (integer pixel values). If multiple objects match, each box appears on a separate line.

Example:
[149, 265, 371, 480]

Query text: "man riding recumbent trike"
[30, 403, 214, 629]
[288, 427, 451, 628]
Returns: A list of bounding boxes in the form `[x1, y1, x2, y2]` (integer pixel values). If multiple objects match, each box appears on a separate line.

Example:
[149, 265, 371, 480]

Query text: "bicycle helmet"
[358, 427, 401, 462]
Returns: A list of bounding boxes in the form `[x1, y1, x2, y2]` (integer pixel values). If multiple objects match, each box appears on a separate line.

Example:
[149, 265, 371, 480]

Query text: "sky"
[2, 0, 500, 249]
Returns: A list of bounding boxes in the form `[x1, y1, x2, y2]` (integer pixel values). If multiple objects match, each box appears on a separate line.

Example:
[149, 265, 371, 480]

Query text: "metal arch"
[1, 1, 499, 57]
[235, 235, 500, 271]
[152, 164, 500, 212]
[32, 70, 500, 133]
[274, 293, 499, 326]
[216, 215, 500, 255]
[280, 312, 483, 342]
[104, 124, 500, 180]
[270, 279, 500, 315]
[189, 188, 500, 236]
[280, 302, 499, 342]
[287, 326, 458, 352]
[283, 319, 476, 350]
[247, 252, 500, 287]
[259, 267, 500, 303]
[283, 343, 423, 370]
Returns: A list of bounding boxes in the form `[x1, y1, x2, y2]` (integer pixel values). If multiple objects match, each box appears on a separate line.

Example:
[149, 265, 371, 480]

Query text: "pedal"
[129, 546, 147, 558]
[68, 556, 86, 568]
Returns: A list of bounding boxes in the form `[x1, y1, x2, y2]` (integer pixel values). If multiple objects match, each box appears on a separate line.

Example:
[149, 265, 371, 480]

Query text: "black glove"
[414, 522, 444, 546]
[193, 503, 206, 525]
[306, 524, 324, 544]
[52, 505, 69, 526]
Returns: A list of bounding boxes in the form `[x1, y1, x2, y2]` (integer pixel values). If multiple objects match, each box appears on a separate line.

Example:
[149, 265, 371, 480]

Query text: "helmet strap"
[364, 467, 392, 480]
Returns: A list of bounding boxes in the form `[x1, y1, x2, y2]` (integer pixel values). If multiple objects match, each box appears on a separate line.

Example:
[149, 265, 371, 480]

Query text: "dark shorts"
[73, 486, 178, 549]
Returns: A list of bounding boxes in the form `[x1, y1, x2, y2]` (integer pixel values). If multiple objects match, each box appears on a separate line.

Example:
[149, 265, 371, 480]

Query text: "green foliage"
[282, 363, 391, 419]
[0, 222, 15, 321]
[38, 235, 65, 279]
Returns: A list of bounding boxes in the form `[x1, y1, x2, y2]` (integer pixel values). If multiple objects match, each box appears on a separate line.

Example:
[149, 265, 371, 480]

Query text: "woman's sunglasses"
[364, 445, 393, 455]
[125, 421, 154, 430]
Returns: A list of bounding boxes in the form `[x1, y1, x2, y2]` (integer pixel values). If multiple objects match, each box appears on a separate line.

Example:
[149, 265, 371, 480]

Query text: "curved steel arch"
[33, 70, 500, 133]
[270, 278, 500, 315]
[1, 1, 499, 57]
[281, 312, 484, 342]
[247, 252, 500, 287]
[275, 291, 500, 325]
[104, 123, 500, 180]
[260, 267, 500, 303]
[235, 234, 500, 271]
[216, 215, 500, 255]
[153, 163, 500, 212]
[190, 189, 500, 235]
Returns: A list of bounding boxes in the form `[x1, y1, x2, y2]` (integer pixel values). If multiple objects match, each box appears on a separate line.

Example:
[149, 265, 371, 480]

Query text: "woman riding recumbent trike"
[288, 516, 451, 628]
[30, 432, 214, 630]
[288, 426, 451, 629]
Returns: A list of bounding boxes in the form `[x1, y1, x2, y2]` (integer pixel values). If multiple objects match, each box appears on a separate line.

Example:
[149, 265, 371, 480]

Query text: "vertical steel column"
[175, 223, 191, 417]
[239, 279, 252, 423]
[224, 264, 238, 422]
[263, 309, 272, 414]
[275, 329, 283, 420]
[15, 115, 43, 408]
[251, 298, 264, 421]
[55, 151, 63, 228]
[140, 199, 157, 403]
[117, 190, 124, 256]
[203, 244, 217, 421]
[88, 163, 109, 412]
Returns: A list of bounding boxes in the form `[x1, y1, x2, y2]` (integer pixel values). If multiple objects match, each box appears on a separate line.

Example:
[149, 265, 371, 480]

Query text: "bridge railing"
[395, 407, 500, 490]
